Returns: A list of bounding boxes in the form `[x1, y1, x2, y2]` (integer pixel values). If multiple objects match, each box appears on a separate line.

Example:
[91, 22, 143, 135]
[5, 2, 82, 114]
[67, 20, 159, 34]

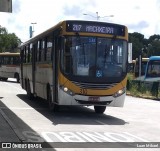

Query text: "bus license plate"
[88, 96, 100, 101]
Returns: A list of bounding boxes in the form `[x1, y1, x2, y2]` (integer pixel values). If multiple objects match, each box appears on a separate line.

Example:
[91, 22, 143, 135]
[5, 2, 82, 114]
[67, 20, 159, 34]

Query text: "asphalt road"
[0, 78, 160, 151]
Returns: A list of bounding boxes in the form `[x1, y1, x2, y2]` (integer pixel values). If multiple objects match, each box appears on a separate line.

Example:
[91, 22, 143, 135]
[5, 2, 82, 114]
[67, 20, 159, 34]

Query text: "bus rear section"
[20, 20, 128, 114]
[0, 53, 20, 82]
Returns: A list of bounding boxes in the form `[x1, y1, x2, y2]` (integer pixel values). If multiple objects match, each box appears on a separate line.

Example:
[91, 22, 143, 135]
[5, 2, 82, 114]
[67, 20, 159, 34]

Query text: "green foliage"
[127, 79, 160, 99]
[0, 26, 21, 52]
[129, 33, 160, 59]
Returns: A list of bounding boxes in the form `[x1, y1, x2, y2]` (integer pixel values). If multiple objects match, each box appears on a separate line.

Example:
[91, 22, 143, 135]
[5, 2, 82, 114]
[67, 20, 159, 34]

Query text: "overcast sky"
[0, 0, 160, 42]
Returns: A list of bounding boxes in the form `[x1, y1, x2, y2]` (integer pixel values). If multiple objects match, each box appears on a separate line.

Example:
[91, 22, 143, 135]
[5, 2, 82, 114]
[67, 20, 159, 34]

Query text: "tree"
[0, 26, 21, 52]
[146, 34, 160, 57]
[129, 32, 144, 59]
[129, 33, 160, 59]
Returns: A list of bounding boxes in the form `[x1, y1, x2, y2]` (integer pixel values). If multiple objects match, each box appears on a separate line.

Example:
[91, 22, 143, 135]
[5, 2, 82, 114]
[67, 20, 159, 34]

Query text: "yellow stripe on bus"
[59, 72, 127, 96]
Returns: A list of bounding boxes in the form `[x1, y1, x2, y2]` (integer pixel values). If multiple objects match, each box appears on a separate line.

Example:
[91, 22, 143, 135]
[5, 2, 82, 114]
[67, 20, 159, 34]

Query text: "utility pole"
[29, 23, 37, 38]
[83, 12, 114, 21]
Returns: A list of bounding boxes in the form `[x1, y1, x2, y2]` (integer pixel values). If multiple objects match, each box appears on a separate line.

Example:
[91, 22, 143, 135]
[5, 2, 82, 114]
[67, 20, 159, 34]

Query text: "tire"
[1, 78, 8, 81]
[26, 80, 32, 99]
[47, 88, 59, 112]
[15, 73, 20, 83]
[94, 106, 106, 114]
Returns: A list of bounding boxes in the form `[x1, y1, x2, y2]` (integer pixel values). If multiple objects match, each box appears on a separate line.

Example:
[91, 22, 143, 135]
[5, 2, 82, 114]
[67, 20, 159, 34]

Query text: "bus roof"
[0, 52, 20, 56]
[149, 56, 160, 61]
[135, 58, 149, 62]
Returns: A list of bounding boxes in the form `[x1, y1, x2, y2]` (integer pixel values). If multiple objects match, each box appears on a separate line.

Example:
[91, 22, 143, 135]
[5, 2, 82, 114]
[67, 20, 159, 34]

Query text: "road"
[0, 78, 160, 151]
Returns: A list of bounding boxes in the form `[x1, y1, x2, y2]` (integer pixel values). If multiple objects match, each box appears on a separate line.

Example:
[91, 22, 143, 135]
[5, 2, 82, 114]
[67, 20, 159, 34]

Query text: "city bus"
[133, 57, 149, 78]
[144, 56, 160, 81]
[128, 59, 135, 73]
[0, 52, 20, 82]
[20, 20, 128, 114]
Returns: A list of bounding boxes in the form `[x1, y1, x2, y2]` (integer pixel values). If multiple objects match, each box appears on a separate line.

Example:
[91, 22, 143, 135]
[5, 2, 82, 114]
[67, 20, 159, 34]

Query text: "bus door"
[52, 34, 62, 103]
[20, 48, 24, 88]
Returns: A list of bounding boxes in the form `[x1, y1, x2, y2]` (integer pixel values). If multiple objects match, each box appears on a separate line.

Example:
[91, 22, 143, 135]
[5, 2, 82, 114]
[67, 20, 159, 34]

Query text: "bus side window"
[29, 44, 33, 63]
[24, 46, 26, 63]
[0, 56, 1, 66]
[10, 57, 13, 65]
[26, 45, 29, 63]
[46, 35, 53, 62]
[7, 56, 11, 64]
[41, 39, 46, 62]
[37, 41, 40, 62]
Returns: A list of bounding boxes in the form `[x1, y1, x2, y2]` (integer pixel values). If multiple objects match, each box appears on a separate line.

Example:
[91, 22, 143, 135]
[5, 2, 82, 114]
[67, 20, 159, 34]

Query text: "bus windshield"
[61, 36, 127, 82]
[146, 60, 160, 77]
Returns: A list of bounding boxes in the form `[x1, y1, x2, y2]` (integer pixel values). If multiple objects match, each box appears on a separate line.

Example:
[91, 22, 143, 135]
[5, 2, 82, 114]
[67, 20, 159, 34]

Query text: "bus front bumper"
[58, 88, 126, 107]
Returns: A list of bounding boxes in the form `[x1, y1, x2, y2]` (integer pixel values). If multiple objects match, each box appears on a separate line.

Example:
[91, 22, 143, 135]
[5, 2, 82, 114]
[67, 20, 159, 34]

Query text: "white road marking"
[3, 82, 25, 93]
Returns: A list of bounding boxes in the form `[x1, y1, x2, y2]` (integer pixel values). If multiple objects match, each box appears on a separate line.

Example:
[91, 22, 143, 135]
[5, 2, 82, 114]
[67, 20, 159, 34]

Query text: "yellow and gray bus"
[0, 52, 20, 82]
[20, 20, 128, 114]
[134, 58, 149, 78]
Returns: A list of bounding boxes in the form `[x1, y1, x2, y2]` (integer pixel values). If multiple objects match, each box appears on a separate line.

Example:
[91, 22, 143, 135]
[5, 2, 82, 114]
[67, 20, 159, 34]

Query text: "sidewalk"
[0, 109, 21, 142]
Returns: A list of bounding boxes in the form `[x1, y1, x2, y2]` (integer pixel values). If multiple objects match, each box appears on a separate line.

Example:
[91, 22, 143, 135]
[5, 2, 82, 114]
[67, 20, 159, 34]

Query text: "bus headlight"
[113, 87, 125, 98]
[60, 86, 75, 96]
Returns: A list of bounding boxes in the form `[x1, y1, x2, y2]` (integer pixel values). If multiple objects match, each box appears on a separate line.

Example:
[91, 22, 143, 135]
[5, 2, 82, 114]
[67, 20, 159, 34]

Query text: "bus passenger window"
[29, 44, 33, 63]
[37, 41, 41, 62]
[10, 57, 13, 65]
[46, 36, 53, 61]
[27, 46, 30, 63]
[23, 48, 26, 63]
[41, 39, 46, 62]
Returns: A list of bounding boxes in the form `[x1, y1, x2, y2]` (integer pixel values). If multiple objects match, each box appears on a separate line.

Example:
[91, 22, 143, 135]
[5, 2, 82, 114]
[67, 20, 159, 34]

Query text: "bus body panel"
[0, 65, 19, 78]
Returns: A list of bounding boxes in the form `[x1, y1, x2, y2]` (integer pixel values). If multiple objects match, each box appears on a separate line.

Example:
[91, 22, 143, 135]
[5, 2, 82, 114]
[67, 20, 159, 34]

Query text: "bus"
[20, 20, 128, 114]
[133, 57, 149, 78]
[144, 56, 160, 81]
[0, 52, 20, 82]
[128, 59, 135, 73]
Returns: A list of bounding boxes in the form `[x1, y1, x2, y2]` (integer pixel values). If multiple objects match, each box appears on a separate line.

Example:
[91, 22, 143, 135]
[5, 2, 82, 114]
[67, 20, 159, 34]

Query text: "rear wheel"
[26, 80, 32, 99]
[94, 106, 106, 114]
[1, 77, 8, 81]
[47, 88, 59, 112]
[15, 73, 20, 83]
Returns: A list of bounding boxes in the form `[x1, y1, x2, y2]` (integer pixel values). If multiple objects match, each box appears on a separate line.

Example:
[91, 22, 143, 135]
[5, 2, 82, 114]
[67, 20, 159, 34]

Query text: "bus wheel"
[26, 81, 32, 99]
[1, 78, 8, 81]
[15, 73, 20, 83]
[94, 106, 106, 114]
[47, 88, 58, 112]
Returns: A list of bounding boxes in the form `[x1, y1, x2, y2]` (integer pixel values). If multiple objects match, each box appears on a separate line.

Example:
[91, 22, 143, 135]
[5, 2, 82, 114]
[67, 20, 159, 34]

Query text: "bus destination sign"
[66, 21, 125, 36]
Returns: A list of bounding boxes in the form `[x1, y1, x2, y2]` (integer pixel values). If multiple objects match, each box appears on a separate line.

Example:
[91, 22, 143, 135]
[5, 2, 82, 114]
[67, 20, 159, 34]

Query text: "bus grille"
[71, 81, 118, 90]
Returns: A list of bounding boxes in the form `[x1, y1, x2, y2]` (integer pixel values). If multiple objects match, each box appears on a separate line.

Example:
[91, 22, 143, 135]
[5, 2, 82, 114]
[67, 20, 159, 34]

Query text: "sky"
[0, 0, 160, 42]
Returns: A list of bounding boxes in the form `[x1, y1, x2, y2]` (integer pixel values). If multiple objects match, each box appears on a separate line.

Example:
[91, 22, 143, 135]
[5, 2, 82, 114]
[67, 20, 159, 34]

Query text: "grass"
[127, 73, 160, 100]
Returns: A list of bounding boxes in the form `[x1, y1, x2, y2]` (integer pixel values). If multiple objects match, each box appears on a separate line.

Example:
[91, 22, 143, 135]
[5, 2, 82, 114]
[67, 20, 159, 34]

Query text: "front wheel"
[94, 106, 106, 114]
